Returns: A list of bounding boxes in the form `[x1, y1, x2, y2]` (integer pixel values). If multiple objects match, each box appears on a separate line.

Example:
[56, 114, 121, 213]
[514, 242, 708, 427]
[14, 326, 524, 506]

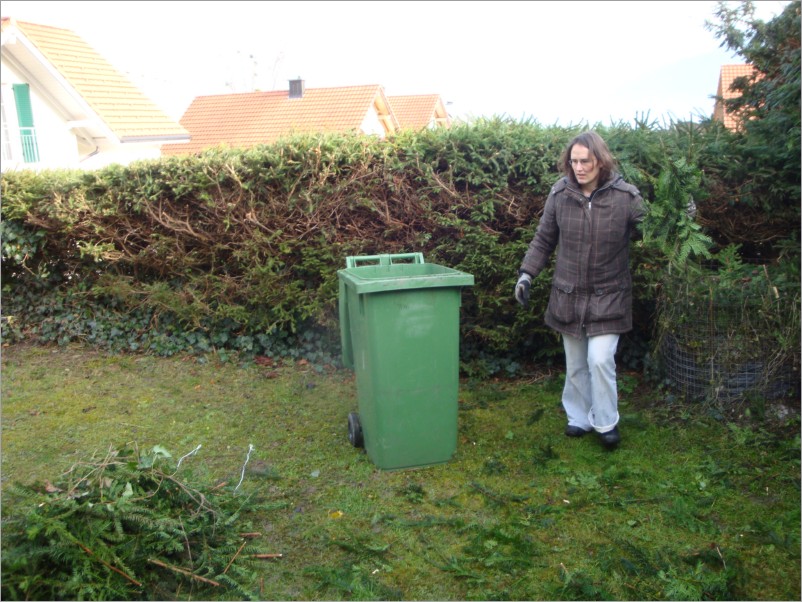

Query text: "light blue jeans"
[561, 331, 620, 434]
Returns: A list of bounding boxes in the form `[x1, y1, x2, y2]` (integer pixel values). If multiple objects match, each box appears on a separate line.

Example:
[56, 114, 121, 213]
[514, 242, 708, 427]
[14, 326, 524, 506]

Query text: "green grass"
[2, 343, 800, 600]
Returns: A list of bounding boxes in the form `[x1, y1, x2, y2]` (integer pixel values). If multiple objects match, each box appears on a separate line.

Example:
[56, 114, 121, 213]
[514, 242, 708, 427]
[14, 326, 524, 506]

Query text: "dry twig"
[148, 558, 220, 586]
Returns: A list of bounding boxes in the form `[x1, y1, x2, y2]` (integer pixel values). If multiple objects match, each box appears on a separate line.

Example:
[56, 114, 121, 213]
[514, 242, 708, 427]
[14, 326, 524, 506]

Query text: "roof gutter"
[119, 134, 191, 144]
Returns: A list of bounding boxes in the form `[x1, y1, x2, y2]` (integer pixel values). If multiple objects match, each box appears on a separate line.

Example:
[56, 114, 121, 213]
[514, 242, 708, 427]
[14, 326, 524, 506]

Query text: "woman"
[514, 131, 645, 449]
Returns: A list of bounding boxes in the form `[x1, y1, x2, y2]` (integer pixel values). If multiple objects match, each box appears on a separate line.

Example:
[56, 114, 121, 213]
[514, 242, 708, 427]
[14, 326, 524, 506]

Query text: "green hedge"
[1, 118, 799, 375]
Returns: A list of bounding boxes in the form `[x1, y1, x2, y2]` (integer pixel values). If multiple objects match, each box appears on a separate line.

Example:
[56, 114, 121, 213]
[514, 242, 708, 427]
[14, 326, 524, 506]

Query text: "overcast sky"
[1, 1, 791, 126]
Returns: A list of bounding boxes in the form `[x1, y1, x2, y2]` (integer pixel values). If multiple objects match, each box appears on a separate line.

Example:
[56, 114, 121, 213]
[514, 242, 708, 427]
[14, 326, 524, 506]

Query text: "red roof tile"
[162, 84, 398, 155]
[387, 94, 450, 130]
[713, 64, 757, 131]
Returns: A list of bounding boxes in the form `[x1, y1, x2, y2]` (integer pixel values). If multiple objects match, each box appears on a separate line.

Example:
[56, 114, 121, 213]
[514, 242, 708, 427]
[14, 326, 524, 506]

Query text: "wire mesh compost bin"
[657, 264, 799, 404]
[338, 253, 474, 470]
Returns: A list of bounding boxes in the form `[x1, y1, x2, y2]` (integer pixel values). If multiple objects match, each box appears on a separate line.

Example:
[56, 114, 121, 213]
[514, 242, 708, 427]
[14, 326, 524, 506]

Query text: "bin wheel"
[348, 412, 364, 448]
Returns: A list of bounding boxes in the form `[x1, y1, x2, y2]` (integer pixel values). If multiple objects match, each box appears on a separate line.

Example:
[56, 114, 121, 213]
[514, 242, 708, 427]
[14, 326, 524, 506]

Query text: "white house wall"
[360, 105, 386, 138]
[79, 144, 166, 170]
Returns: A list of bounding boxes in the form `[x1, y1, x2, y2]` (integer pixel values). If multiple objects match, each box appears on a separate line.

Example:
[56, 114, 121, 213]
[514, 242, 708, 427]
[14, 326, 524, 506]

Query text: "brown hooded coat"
[519, 173, 645, 338]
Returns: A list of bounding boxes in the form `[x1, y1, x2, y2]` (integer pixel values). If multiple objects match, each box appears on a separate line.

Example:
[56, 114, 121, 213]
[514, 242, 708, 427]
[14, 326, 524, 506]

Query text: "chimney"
[289, 78, 305, 99]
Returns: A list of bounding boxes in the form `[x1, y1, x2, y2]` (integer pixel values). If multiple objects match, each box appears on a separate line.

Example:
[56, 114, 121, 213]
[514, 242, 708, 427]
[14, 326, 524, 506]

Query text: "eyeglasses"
[569, 158, 595, 168]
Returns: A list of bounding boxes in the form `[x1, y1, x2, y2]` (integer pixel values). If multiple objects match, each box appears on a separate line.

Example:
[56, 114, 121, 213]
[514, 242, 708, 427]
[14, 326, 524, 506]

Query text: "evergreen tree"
[706, 1, 801, 214]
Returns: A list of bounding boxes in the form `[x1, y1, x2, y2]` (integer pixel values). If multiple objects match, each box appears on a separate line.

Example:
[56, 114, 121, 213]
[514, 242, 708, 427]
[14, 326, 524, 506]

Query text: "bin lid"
[338, 262, 474, 294]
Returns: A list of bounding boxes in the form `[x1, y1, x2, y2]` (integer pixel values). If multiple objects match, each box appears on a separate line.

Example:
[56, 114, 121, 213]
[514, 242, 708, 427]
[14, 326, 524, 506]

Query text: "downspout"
[80, 144, 100, 162]
[66, 123, 100, 162]
[74, 131, 99, 162]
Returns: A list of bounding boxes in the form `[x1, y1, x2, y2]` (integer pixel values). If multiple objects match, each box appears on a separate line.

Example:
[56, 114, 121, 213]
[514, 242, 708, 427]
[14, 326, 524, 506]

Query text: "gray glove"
[514, 272, 532, 308]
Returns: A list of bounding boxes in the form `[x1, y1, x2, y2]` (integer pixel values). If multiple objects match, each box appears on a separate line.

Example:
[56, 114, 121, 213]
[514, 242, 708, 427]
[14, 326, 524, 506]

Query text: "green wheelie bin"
[338, 253, 474, 470]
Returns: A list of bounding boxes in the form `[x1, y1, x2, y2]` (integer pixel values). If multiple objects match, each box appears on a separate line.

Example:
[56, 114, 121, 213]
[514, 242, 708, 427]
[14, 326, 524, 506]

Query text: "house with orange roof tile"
[162, 79, 451, 156]
[387, 94, 451, 130]
[713, 64, 757, 131]
[0, 17, 189, 171]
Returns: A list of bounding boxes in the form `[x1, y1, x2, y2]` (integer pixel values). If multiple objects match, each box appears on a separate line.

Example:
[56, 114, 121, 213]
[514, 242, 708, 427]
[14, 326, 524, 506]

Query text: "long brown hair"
[559, 131, 618, 186]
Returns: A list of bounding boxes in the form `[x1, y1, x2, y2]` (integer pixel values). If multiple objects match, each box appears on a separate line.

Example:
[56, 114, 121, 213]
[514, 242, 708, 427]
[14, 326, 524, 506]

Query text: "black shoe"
[565, 425, 592, 437]
[598, 426, 621, 449]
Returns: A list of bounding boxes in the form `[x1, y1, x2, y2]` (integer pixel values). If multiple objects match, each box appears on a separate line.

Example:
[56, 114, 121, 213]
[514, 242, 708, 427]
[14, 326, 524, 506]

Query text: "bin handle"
[346, 253, 424, 268]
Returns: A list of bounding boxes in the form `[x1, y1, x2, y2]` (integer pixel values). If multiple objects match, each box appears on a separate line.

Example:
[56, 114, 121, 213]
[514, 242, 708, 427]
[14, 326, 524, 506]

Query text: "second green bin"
[338, 253, 474, 470]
